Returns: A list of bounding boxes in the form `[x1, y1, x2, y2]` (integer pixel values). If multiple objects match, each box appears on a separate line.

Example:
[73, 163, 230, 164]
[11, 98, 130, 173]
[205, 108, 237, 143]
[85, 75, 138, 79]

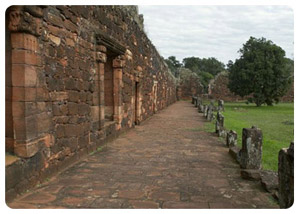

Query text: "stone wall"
[208, 71, 294, 102]
[5, 5, 177, 201]
[208, 71, 244, 102]
[177, 68, 203, 99]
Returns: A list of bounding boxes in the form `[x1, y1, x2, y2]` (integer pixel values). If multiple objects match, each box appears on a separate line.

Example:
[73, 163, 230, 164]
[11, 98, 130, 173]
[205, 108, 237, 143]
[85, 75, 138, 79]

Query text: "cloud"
[139, 5, 294, 64]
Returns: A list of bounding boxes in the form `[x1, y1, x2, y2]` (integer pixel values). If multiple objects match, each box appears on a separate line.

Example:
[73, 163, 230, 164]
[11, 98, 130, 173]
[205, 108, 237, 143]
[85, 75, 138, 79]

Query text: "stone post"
[240, 126, 263, 170]
[278, 142, 294, 208]
[215, 111, 225, 137]
[203, 105, 208, 117]
[194, 96, 198, 107]
[198, 104, 204, 113]
[197, 97, 202, 107]
[218, 99, 224, 111]
[191, 96, 195, 104]
[226, 130, 237, 147]
[206, 105, 213, 121]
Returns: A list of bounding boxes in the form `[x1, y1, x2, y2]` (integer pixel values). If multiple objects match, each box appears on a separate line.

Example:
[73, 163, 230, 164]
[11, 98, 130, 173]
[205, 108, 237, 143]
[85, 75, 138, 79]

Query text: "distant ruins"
[5, 6, 177, 200]
[208, 71, 294, 102]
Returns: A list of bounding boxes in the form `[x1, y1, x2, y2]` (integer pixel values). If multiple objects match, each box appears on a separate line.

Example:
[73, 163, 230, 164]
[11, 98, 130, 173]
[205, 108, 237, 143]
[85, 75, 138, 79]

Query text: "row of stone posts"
[192, 96, 294, 208]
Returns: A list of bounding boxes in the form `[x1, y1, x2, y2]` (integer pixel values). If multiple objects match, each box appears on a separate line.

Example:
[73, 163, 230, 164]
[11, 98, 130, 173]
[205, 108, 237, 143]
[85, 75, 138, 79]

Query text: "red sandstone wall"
[5, 6, 177, 200]
[208, 72, 244, 102]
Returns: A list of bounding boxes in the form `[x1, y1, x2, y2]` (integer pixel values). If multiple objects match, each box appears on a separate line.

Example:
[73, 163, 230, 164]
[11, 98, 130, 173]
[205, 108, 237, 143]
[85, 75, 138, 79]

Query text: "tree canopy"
[227, 36, 293, 106]
[164, 56, 225, 91]
[164, 56, 182, 77]
[183, 57, 225, 76]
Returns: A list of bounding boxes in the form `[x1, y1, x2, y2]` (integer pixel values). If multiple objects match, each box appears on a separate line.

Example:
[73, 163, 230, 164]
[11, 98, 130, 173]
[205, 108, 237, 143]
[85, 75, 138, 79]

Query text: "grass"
[204, 102, 294, 171]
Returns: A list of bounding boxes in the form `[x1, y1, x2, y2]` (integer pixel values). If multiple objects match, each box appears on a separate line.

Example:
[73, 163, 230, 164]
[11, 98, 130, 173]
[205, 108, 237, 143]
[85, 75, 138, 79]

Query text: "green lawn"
[204, 102, 294, 171]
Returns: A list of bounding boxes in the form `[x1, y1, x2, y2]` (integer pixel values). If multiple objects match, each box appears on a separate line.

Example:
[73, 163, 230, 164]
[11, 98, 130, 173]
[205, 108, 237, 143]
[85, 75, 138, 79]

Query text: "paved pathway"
[8, 101, 278, 208]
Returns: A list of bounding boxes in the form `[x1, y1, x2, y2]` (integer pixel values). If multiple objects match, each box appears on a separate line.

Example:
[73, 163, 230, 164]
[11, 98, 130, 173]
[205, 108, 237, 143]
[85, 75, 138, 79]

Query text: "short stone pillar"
[278, 142, 294, 208]
[203, 105, 208, 117]
[226, 130, 237, 147]
[194, 97, 198, 107]
[206, 105, 213, 121]
[192, 96, 195, 104]
[215, 111, 225, 137]
[240, 126, 263, 169]
[218, 99, 225, 111]
[197, 97, 202, 107]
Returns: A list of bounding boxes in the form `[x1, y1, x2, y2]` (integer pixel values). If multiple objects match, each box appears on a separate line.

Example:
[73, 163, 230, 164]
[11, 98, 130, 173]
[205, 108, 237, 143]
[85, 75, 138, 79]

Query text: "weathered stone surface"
[215, 111, 225, 137]
[226, 130, 237, 147]
[203, 105, 208, 117]
[206, 105, 213, 121]
[240, 126, 263, 170]
[6, 6, 177, 200]
[240, 169, 261, 181]
[278, 142, 294, 208]
[7, 102, 278, 209]
[217, 99, 224, 111]
[260, 170, 278, 193]
[229, 146, 241, 163]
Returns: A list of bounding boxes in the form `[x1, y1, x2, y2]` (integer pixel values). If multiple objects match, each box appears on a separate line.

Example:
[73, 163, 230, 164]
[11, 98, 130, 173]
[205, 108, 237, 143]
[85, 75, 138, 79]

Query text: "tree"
[183, 57, 225, 76]
[164, 56, 182, 77]
[228, 37, 292, 106]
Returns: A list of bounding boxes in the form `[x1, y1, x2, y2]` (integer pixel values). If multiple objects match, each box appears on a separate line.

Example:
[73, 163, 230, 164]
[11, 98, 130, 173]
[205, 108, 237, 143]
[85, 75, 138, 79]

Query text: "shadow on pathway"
[7, 101, 278, 209]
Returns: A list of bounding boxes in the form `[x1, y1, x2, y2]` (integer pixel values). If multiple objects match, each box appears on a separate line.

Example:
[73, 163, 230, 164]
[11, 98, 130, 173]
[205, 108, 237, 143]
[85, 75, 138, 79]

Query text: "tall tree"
[228, 37, 292, 106]
[165, 56, 182, 77]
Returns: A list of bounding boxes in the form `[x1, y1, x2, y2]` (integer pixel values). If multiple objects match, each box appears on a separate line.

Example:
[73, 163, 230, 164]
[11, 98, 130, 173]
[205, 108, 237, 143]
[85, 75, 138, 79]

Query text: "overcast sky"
[138, 5, 294, 65]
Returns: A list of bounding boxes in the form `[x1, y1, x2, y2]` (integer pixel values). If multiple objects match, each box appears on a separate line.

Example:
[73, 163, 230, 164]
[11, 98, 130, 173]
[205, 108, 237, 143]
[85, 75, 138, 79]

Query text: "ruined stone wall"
[5, 5, 177, 201]
[178, 68, 203, 99]
[280, 79, 294, 102]
[208, 72, 244, 102]
[208, 72, 294, 102]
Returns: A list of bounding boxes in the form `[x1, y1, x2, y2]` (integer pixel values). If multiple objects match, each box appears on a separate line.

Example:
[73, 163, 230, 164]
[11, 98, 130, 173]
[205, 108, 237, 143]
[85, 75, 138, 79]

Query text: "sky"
[138, 5, 294, 65]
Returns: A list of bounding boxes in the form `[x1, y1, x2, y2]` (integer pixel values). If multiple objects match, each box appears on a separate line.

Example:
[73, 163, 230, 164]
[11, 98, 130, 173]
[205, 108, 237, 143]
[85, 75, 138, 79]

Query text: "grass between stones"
[204, 102, 294, 171]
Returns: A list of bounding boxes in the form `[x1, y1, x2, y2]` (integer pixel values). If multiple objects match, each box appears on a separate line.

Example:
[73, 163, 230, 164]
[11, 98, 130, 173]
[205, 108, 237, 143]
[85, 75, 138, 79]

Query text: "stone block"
[68, 102, 78, 115]
[218, 99, 224, 111]
[64, 124, 79, 137]
[226, 130, 237, 147]
[12, 49, 40, 65]
[229, 146, 241, 163]
[240, 169, 261, 181]
[96, 52, 107, 63]
[260, 170, 278, 193]
[14, 139, 39, 158]
[203, 105, 208, 117]
[36, 87, 50, 101]
[12, 87, 36, 102]
[278, 142, 294, 208]
[215, 111, 224, 136]
[11, 33, 39, 52]
[13, 115, 37, 141]
[240, 126, 262, 169]
[49, 91, 68, 101]
[113, 59, 125, 68]
[36, 112, 52, 134]
[206, 105, 213, 121]
[63, 19, 77, 32]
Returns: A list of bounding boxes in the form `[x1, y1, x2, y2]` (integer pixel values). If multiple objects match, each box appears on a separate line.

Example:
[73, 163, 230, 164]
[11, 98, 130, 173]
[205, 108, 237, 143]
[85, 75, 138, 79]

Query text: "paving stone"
[118, 190, 145, 199]
[129, 200, 159, 208]
[18, 192, 56, 204]
[163, 201, 209, 208]
[149, 191, 180, 202]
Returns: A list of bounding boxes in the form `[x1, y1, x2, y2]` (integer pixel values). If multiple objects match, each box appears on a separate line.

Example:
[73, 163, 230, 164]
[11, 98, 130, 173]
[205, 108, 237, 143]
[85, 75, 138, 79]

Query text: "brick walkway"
[8, 101, 278, 208]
